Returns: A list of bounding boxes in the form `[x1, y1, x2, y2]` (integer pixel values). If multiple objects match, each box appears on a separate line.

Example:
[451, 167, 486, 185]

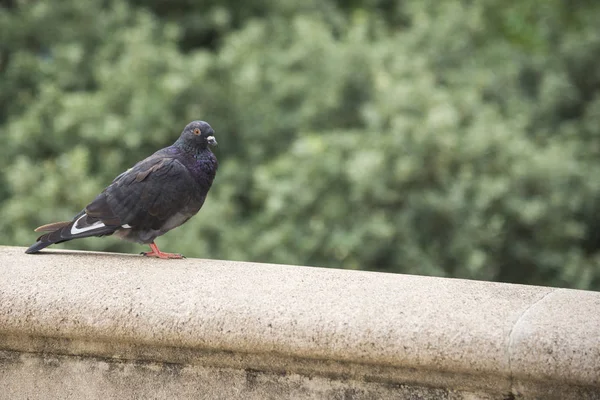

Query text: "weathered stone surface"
[509, 289, 600, 394]
[0, 245, 598, 399]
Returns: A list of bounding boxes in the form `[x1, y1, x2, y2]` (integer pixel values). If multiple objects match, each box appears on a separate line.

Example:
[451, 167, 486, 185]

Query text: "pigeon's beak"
[207, 136, 217, 147]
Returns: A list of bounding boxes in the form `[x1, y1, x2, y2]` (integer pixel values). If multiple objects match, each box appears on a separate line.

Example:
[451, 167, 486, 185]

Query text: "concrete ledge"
[0, 245, 599, 399]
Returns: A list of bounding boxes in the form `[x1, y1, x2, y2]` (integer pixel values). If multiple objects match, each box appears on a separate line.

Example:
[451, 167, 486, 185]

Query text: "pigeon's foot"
[142, 243, 185, 259]
[142, 251, 185, 259]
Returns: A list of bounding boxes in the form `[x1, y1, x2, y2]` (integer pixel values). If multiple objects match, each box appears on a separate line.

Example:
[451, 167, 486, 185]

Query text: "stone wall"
[0, 246, 598, 399]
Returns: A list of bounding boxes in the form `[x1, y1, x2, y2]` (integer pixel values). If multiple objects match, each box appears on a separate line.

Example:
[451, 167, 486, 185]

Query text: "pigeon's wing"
[86, 155, 198, 231]
[25, 153, 199, 254]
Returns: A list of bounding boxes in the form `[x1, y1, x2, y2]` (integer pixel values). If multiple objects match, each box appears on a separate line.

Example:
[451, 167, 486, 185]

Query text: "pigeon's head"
[177, 120, 217, 150]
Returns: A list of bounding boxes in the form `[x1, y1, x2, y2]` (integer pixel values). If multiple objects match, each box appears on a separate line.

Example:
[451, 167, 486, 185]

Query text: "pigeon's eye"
[193, 128, 201, 135]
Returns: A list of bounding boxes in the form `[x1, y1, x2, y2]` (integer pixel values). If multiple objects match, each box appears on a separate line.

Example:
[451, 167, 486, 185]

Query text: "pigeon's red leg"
[142, 242, 185, 259]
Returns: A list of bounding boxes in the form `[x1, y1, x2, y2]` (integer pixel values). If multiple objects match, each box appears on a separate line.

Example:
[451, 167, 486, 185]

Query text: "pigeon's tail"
[25, 223, 75, 254]
[34, 221, 71, 232]
[25, 213, 119, 254]
[25, 239, 55, 254]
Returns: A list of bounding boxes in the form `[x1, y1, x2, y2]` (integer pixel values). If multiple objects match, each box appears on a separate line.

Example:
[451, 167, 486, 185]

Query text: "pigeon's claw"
[142, 252, 184, 259]
[142, 242, 185, 259]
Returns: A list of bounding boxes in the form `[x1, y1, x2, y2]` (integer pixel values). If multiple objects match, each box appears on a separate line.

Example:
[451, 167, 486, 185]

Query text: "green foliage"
[1, 0, 599, 290]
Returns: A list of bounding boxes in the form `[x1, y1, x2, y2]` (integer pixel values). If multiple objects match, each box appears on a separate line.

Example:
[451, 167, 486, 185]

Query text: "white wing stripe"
[70, 214, 106, 235]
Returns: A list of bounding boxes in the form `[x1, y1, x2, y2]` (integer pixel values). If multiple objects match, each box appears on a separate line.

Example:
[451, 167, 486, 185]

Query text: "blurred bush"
[1, 0, 599, 290]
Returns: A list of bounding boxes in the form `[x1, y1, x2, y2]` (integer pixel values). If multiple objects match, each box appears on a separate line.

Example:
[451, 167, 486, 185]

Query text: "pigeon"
[25, 120, 218, 259]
